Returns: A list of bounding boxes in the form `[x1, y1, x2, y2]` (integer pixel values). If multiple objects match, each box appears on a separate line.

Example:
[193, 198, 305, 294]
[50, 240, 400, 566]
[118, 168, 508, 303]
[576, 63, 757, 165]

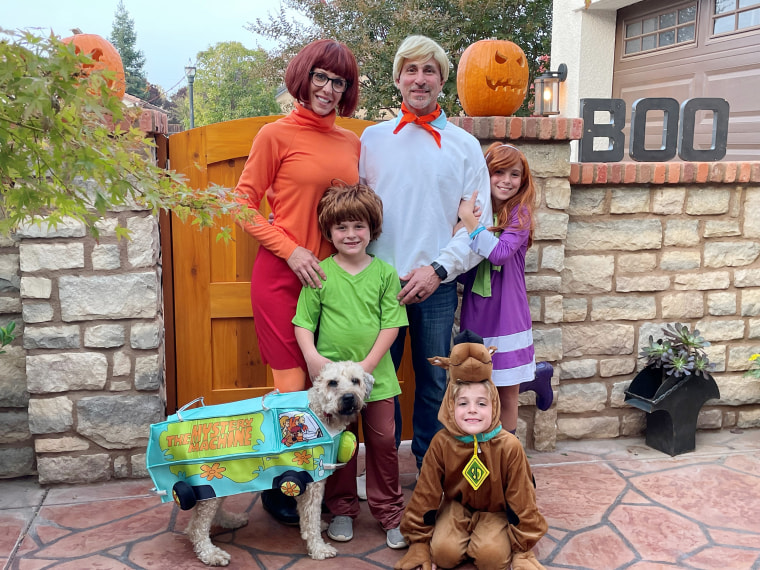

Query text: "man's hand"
[397, 266, 441, 305]
[287, 246, 327, 288]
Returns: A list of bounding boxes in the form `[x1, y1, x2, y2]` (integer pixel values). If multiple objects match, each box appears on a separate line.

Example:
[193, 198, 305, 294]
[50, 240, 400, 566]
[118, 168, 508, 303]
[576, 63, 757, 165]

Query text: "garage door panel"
[618, 75, 697, 105]
[613, 0, 760, 161]
[704, 65, 760, 114]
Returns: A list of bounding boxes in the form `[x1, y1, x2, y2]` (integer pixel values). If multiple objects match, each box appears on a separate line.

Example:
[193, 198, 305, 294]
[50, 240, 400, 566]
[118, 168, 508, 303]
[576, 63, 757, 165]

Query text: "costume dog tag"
[463, 438, 489, 490]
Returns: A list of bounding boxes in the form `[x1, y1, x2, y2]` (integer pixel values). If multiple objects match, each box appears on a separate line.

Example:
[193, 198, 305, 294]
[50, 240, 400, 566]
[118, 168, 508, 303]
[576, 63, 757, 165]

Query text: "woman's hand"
[287, 246, 327, 288]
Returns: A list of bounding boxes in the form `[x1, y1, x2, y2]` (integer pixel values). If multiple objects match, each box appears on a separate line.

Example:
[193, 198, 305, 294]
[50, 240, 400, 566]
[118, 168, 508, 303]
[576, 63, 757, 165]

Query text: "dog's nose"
[338, 393, 358, 415]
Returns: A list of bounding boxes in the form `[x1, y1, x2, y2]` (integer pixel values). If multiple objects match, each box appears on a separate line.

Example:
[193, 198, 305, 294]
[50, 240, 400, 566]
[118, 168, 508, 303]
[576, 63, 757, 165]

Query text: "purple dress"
[459, 208, 535, 387]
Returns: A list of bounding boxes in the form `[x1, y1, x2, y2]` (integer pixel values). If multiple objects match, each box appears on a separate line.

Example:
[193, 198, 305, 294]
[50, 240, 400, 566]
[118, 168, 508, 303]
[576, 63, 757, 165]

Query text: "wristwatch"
[431, 262, 448, 281]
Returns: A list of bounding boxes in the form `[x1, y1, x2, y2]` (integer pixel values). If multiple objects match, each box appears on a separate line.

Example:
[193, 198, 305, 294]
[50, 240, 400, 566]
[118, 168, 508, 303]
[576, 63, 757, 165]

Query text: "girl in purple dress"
[456, 143, 537, 433]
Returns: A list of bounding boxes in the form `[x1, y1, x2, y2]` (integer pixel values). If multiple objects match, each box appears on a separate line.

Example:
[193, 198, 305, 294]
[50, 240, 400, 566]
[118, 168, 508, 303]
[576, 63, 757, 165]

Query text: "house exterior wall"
[551, 0, 621, 122]
[553, 0, 760, 161]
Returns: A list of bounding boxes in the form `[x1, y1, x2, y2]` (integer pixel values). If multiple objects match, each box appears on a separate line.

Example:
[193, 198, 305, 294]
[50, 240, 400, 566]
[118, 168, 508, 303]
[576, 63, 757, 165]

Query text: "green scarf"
[471, 216, 501, 298]
[454, 425, 502, 444]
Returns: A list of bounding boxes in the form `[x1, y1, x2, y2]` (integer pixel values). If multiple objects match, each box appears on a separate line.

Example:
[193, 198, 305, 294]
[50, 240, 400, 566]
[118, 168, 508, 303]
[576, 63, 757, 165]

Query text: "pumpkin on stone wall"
[457, 39, 529, 117]
[62, 32, 126, 99]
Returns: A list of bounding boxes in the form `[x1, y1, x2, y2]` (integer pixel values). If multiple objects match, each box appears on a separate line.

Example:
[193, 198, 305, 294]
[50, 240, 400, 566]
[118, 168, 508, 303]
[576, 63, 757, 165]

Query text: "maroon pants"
[325, 397, 404, 529]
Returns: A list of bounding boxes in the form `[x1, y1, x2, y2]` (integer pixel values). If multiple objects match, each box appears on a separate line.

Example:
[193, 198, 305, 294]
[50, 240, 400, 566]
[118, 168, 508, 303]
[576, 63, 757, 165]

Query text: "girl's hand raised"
[457, 191, 481, 234]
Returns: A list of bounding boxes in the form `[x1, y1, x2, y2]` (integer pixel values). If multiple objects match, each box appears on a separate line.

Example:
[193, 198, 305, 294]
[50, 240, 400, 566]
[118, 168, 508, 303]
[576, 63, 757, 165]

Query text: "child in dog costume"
[395, 330, 547, 570]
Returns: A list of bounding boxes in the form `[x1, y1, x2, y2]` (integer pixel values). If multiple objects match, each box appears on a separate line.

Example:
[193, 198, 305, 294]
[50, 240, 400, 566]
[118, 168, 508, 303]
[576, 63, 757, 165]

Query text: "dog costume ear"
[434, 330, 496, 383]
[427, 356, 451, 369]
[363, 372, 375, 400]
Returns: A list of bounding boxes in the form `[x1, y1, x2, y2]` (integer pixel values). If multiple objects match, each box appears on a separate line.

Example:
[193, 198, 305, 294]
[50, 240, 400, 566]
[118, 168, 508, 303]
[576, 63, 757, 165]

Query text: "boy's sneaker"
[357, 472, 367, 501]
[327, 515, 353, 542]
[386, 526, 408, 549]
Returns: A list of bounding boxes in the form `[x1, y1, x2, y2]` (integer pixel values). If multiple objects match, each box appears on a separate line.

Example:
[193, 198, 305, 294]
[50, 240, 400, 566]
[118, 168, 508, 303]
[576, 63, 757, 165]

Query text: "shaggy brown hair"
[318, 182, 383, 241]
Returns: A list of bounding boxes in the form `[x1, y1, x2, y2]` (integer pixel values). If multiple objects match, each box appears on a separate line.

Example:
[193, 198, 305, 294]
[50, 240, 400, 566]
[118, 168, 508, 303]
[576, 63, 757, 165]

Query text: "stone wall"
[451, 116, 760, 450]
[0, 104, 169, 483]
[18, 212, 165, 484]
[0, 232, 30, 477]
[0, 209, 166, 484]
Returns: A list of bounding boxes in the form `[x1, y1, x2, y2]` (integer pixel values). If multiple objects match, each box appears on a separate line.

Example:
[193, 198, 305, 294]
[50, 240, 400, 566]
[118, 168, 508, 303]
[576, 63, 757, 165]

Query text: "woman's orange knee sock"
[272, 367, 307, 393]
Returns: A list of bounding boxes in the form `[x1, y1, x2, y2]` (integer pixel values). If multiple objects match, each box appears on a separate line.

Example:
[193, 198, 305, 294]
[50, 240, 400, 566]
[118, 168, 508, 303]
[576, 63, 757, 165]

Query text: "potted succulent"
[625, 323, 720, 456]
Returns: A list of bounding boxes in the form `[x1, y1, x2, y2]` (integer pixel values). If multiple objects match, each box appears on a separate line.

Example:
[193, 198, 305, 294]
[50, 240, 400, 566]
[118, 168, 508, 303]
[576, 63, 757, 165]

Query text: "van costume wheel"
[274, 471, 313, 497]
[172, 481, 197, 510]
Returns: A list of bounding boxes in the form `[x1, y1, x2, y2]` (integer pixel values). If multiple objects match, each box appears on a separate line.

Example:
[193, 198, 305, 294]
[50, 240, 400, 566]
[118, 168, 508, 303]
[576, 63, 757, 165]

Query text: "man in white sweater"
[360, 35, 493, 470]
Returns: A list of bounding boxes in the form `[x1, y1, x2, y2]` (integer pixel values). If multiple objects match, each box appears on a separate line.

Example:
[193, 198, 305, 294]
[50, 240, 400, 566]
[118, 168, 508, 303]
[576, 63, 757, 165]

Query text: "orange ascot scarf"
[392, 102, 442, 148]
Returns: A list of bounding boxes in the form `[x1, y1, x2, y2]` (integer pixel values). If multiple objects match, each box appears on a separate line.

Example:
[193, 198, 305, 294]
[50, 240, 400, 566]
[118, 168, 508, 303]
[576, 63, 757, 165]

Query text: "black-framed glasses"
[309, 71, 349, 93]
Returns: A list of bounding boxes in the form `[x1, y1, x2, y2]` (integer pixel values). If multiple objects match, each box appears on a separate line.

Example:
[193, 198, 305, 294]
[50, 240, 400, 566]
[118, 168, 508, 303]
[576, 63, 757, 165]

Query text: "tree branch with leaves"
[0, 29, 253, 241]
[247, 0, 552, 119]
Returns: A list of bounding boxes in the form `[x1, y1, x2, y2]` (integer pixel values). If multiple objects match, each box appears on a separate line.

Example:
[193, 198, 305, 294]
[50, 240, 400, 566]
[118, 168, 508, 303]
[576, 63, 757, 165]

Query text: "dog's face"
[308, 361, 374, 429]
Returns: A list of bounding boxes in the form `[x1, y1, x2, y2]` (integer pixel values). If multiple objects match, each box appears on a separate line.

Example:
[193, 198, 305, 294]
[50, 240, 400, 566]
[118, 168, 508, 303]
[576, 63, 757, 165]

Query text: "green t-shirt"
[293, 255, 408, 402]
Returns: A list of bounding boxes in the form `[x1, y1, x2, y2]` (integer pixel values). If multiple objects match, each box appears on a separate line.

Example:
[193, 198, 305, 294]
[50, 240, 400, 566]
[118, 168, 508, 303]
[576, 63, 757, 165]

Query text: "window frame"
[710, 0, 760, 37]
[622, 1, 699, 57]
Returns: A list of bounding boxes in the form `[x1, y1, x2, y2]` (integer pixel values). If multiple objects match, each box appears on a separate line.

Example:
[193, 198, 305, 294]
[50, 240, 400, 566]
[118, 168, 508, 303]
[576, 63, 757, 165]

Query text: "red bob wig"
[284, 39, 360, 117]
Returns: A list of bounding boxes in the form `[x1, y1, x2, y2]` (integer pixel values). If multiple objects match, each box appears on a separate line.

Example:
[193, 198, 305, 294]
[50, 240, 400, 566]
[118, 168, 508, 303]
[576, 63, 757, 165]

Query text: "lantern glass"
[535, 75, 560, 116]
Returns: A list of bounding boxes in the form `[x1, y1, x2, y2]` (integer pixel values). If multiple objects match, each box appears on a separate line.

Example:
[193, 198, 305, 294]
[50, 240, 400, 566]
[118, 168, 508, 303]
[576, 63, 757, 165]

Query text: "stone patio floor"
[2, 428, 760, 570]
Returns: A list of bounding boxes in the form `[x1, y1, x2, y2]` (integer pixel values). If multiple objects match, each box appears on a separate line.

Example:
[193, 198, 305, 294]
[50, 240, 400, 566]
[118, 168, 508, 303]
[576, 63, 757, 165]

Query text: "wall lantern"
[534, 63, 568, 116]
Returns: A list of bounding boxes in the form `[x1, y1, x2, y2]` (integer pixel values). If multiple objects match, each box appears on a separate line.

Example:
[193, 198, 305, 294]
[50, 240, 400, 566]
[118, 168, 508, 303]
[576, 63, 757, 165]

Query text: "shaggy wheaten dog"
[185, 361, 374, 566]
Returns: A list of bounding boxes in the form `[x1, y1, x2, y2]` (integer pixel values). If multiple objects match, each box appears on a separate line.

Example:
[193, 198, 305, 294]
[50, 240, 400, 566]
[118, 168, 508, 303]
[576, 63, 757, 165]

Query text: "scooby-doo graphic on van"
[146, 390, 357, 510]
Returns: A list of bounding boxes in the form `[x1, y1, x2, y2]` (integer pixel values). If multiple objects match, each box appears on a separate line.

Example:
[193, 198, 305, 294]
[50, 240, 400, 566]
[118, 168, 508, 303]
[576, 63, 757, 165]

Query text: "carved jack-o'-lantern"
[457, 39, 529, 117]
[62, 33, 126, 98]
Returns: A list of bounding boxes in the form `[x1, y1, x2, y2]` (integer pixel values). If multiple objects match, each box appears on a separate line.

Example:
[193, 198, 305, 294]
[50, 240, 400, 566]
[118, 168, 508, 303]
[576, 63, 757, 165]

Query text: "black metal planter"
[624, 365, 720, 456]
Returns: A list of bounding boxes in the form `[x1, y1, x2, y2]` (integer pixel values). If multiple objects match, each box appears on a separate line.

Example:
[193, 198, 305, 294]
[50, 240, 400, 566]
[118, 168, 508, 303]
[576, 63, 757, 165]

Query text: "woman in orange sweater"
[234, 39, 361, 524]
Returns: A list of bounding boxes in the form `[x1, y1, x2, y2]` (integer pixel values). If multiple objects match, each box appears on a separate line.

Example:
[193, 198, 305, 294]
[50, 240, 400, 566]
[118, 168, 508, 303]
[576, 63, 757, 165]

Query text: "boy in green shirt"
[293, 182, 409, 550]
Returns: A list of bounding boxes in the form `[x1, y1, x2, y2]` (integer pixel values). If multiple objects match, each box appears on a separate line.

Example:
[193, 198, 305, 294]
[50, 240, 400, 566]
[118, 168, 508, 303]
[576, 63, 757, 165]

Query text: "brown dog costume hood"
[428, 330, 502, 438]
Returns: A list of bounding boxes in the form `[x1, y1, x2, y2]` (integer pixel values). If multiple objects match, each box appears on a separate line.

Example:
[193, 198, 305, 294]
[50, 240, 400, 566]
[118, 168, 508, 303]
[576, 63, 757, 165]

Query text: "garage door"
[613, 0, 760, 161]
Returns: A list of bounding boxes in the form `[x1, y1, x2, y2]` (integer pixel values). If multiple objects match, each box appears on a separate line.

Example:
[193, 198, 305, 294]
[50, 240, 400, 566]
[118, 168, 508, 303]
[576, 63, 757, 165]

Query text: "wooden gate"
[167, 116, 416, 439]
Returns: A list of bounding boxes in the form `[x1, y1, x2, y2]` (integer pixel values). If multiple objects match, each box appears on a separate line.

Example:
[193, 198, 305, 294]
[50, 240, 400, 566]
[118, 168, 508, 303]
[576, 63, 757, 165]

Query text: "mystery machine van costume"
[146, 390, 356, 510]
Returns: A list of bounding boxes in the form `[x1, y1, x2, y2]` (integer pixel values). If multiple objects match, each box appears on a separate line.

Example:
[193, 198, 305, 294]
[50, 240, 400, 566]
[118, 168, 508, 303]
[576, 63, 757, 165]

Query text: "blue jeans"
[391, 282, 457, 469]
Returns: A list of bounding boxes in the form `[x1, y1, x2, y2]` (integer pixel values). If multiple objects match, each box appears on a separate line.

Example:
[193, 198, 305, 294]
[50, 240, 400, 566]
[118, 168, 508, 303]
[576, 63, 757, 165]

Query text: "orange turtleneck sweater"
[235, 103, 361, 261]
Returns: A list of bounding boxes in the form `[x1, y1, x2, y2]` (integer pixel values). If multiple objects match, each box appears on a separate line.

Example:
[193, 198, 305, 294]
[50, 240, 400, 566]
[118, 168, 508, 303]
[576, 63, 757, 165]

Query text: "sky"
[1, 0, 287, 94]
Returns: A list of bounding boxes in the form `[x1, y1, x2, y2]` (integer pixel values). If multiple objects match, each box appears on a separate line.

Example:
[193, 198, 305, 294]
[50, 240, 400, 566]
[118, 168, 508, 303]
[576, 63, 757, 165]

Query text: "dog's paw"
[215, 510, 249, 529]
[308, 540, 338, 560]
[197, 544, 231, 566]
